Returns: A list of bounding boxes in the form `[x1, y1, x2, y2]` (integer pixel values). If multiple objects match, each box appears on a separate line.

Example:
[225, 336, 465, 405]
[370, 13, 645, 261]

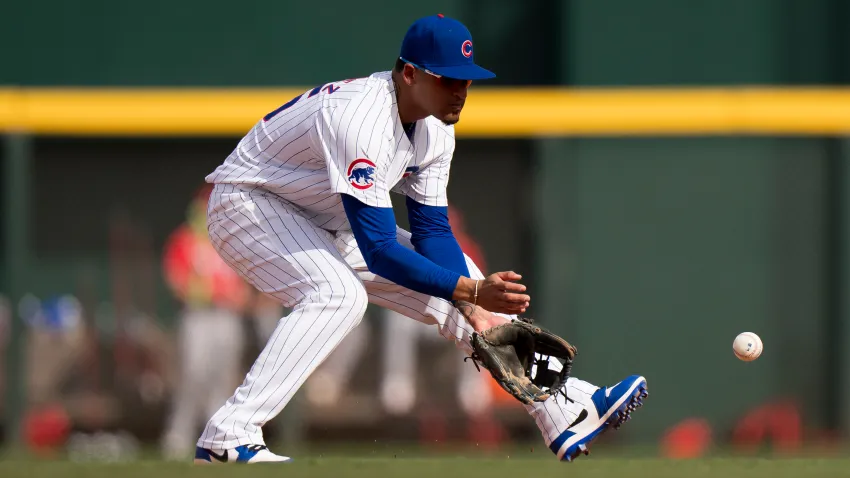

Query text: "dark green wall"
[2, 2, 462, 86]
[565, 0, 848, 85]
[1, 0, 564, 86]
[567, 1, 778, 84]
[536, 137, 832, 439]
[5, 0, 848, 86]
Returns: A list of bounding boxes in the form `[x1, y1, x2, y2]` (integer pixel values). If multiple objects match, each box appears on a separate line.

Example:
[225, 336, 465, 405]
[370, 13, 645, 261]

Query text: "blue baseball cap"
[399, 14, 495, 81]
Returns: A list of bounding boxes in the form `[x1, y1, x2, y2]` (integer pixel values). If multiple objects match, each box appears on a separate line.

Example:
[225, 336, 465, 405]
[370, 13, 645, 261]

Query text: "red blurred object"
[660, 417, 713, 459]
[732, 400, 802, 454]
[162, 225, 249, 309]
[447, 206, 486, 271]
[23, 404, 71, 455]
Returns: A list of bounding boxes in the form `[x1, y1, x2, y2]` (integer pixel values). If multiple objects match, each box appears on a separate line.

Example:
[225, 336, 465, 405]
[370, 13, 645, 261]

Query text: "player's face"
[430, 75, 472, 125]
[408, 65, 472, 125]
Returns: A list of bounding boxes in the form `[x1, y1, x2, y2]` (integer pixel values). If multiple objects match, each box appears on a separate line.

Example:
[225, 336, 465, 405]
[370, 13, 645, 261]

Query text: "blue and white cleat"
[549, 375, 648, 462]
[193, 444, 292, 464]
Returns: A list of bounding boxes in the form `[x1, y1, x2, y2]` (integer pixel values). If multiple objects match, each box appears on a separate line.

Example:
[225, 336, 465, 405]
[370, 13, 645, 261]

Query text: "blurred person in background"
[159, 185, 253, 460]
[19, 294, 85, 455]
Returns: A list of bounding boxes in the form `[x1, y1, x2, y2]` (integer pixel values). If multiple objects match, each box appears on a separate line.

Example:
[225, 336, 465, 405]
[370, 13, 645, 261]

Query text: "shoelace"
[552, 385, 574, 403]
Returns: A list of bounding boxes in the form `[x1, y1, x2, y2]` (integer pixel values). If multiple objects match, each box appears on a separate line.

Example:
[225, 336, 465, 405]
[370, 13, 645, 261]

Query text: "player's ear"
[402, 63, 417, 85]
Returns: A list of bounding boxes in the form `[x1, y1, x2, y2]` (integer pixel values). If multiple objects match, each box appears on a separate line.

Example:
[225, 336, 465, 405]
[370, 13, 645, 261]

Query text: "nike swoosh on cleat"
[567, 409, 588, 429]
[208, 449, 228, 462]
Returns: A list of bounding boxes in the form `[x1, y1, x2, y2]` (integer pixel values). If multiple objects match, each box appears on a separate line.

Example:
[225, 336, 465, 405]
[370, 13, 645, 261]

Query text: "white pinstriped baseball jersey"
[205, 71, 455, 231]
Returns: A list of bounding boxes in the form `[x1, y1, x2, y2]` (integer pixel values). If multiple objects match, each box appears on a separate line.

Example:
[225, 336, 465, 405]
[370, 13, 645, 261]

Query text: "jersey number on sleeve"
[263, 83, 341, 122]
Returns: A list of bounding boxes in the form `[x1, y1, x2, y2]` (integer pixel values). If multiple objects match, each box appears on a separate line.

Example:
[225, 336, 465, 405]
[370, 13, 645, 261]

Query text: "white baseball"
[733, 332, 763, 361]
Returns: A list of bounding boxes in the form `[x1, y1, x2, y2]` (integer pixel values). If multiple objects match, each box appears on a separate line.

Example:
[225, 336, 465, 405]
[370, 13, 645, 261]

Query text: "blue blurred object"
[19, 294, 82, 332]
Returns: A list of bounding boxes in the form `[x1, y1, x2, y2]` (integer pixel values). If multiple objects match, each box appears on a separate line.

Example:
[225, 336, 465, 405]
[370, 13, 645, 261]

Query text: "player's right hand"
[455, 272, 530, 315]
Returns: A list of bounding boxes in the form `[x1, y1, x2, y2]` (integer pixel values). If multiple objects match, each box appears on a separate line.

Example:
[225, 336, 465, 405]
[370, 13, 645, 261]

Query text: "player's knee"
[328, 280, 368, 320]
[349, 283, 369, 320]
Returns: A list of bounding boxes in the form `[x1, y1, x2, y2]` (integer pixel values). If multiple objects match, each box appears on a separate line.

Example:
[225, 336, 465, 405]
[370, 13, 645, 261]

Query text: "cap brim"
[428, 63, 496, 81]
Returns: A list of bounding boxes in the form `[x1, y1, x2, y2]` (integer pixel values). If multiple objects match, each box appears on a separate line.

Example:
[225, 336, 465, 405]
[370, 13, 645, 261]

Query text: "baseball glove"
[466, 317, 578, 405]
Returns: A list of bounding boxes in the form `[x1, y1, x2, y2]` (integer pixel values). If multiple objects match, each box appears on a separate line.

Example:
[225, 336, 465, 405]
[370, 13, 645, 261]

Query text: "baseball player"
[194, 14, 647, 464]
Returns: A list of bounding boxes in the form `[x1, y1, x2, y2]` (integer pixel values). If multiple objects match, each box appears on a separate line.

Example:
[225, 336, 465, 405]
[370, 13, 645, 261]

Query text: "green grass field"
[3, 454, 850, 478]
[0, 444, 850, 478]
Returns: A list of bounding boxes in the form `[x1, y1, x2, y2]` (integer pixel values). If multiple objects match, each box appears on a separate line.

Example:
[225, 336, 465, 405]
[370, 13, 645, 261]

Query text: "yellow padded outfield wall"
[2, 88, 850, 137]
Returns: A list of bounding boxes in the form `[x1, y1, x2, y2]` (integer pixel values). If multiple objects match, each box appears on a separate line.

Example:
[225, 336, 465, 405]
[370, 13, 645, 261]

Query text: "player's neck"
[392, 72, 429, 125]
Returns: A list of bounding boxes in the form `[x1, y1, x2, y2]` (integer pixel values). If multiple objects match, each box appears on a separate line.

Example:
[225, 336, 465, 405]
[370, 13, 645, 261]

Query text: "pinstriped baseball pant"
[198, 184, 579, 450]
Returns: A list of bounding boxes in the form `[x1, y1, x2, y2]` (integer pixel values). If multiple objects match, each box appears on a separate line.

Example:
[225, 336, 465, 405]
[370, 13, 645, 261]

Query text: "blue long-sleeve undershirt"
[340, 194, 470, 301]
[405, 196, 471, 277]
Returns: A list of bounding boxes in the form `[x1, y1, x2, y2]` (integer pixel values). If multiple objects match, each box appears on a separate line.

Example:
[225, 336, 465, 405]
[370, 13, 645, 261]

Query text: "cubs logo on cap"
[399, 15, 495, 81]
[461, 40, 473, 58]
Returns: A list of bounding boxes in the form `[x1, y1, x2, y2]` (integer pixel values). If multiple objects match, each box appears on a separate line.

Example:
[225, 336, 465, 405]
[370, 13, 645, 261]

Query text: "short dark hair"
[394, 58, 405, 73]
